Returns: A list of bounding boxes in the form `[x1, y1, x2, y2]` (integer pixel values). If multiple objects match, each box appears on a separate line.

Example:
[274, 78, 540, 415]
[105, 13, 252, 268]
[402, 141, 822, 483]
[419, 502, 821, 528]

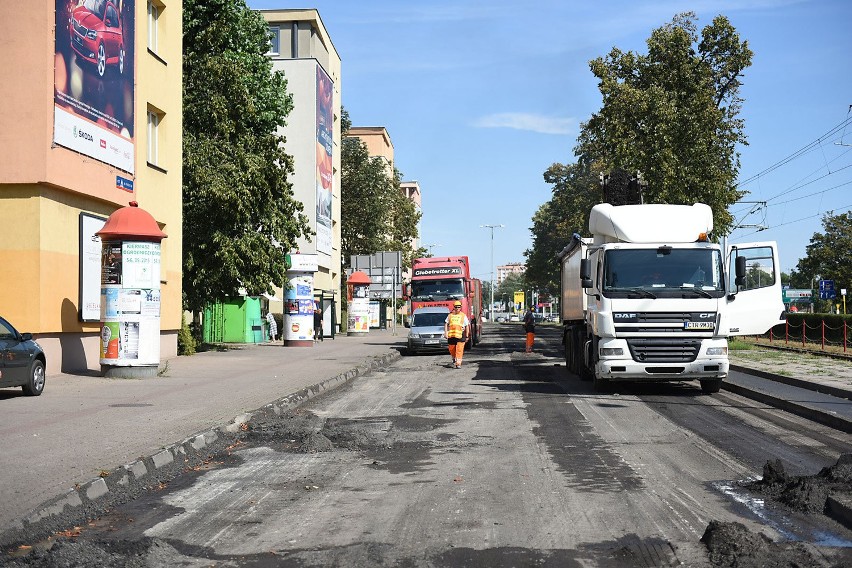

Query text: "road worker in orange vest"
[444, 301, 470, 368]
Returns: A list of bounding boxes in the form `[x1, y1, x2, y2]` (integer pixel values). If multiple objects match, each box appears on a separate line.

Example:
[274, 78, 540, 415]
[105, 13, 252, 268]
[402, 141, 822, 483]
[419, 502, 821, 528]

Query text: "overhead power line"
[737, 115, 852, 188]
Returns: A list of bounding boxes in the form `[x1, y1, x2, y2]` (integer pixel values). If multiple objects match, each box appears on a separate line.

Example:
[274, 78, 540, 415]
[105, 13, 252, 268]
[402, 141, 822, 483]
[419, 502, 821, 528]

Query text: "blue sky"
[248, 0, 852, 289]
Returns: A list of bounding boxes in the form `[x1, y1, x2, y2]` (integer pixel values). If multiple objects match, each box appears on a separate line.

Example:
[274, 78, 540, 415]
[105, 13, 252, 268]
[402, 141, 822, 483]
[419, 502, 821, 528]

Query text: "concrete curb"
[826, 493, 852, 531]
[730, 364, 852, 401]
[721, 380, 852, 434]
[0, 349, 401, 550]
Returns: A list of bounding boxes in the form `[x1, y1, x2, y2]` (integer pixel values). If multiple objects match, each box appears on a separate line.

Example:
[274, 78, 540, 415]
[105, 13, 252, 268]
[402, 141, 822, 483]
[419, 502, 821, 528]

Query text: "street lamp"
[480, 224, 504, 321]
[423, 243, 442, 256]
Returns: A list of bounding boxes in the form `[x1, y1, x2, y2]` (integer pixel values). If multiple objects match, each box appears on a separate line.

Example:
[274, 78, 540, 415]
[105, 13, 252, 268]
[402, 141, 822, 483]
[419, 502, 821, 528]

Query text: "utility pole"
[480, 224, 504, 321]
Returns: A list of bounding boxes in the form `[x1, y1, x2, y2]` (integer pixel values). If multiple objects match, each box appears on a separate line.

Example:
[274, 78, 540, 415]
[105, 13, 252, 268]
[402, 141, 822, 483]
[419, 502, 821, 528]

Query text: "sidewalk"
[0, 329, 405, 544]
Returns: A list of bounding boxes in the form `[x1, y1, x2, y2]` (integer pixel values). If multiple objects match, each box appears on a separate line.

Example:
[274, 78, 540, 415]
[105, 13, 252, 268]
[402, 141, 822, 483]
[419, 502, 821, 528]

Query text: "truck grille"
[626, 338, 701, 363]
[614, 312, 716, 334]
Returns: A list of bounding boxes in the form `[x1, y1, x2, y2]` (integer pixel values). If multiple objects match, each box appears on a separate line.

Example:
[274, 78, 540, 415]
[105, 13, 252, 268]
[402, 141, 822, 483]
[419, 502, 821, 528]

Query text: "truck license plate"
[684, 322, 714, 329]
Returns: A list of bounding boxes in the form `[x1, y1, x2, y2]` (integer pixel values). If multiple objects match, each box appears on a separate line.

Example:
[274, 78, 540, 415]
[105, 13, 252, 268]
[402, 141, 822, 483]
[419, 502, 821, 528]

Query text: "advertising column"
[347, 271, 371, 335]
[96, 202, 166, 378]
[284, 254, 318, 347]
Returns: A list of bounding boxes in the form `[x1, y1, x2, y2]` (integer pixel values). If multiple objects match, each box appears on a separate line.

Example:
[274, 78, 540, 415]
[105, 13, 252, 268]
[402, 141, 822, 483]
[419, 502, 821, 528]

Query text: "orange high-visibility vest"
[447, 312, 466, 339]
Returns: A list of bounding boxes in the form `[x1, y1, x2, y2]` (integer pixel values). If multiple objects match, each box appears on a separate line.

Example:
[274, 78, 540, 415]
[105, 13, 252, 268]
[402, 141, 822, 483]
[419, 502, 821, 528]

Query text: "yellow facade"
[0, 3, 183, 375]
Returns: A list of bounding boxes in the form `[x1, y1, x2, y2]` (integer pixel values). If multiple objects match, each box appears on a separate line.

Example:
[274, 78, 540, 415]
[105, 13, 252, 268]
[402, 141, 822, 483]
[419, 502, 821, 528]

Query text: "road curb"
[730, 364, 852, 401]
[0, 349, 401, 551]
[721, 380, 852, 434]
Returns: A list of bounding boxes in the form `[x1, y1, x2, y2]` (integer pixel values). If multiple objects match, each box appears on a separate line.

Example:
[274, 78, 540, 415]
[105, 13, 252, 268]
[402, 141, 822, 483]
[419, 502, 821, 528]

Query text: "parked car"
[0, 316, 46, 396]
[70, 0, 125, 77]
[406, 306, 450, 354]
[509, 314, 520, 322]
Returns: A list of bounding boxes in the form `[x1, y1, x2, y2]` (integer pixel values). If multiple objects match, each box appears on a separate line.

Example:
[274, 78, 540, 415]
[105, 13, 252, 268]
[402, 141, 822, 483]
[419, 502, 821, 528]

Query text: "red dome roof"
[348, 271, 371, 285]
[96, 201, 167, 241]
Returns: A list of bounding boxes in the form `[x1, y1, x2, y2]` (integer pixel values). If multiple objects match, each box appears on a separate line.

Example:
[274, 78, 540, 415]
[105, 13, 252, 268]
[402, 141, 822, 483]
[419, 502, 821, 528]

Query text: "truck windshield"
[410, 279, 465, 301]
[602, 248, 724, 297]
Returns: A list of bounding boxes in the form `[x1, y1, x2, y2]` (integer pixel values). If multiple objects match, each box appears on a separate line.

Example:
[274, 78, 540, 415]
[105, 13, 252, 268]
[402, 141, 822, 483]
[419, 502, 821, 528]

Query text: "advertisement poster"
[101, 242, 123, 285]
[99, 240, 161, 366]
[122, 241, 161, 288]
[80, 213, 107, 321]
[284, 272, 315, 343]
[315, 65, 333, 256]
[54, 0, 136, 173]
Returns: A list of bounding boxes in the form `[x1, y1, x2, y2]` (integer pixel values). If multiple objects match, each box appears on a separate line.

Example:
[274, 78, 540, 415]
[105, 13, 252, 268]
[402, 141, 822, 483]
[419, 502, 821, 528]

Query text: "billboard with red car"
[54, 0, 135, 174]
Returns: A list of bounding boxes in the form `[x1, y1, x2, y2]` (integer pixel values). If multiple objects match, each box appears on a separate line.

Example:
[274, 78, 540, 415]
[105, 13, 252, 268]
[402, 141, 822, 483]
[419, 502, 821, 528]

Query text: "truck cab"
[561, 203, 785, 393]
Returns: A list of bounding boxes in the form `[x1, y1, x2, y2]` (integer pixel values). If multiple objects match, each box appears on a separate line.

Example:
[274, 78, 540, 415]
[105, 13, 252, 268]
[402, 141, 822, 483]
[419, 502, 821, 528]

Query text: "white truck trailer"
[559, 202, 785, 393]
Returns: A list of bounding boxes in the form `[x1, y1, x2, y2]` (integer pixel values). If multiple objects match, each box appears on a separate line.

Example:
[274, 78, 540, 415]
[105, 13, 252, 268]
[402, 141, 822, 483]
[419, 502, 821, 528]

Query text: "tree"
[525, 160, 602, 296]
[496, 272, 527, 311]
[340, 109, 421, 271]
[575, 12, 752, 236]
[182, 0, 310, 314]
[794, 211, 852, 294]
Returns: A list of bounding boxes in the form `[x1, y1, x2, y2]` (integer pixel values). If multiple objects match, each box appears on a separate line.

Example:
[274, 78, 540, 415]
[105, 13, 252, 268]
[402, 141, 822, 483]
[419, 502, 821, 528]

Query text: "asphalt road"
[13, 324, 848, 567]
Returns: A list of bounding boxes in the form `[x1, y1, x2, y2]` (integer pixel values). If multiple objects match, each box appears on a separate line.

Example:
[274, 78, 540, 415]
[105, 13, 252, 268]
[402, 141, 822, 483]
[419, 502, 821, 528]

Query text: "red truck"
[406, 256, 482, 347]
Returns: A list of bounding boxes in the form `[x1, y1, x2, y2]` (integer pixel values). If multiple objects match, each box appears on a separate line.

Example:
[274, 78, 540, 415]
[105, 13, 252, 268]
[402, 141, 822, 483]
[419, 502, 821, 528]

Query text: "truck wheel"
[700, 379, 722, 394]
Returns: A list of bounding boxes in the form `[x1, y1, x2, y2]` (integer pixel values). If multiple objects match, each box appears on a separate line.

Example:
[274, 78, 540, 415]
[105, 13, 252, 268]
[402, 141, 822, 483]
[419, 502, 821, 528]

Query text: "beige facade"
[259, 9, 342, 325]
[0, 2, 183, 375]
[497, 262, 526, 285]
[348, 127, 394, 171]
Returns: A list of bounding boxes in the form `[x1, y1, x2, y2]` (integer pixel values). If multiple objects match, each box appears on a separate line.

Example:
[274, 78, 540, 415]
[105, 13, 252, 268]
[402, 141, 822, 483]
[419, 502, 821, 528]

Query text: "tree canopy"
[792, 211, 852, 294]
[525, 12, 753, 290]
[182, 0, 310, 313]
[577, 12, 751, 233]
[340, 109, 421, 271]
[525, 161, 602, 297]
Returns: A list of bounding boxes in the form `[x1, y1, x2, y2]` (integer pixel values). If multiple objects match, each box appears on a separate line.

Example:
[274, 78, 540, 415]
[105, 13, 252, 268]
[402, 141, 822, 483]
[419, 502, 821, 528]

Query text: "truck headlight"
[706, 347, 728, 356]
[600, 347, 623, 356]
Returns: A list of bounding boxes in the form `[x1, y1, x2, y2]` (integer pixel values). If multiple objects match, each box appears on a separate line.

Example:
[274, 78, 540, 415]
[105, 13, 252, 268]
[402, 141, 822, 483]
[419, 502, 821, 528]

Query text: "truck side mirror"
[580, 259, 593, 288]
[735, 256, 747, 287]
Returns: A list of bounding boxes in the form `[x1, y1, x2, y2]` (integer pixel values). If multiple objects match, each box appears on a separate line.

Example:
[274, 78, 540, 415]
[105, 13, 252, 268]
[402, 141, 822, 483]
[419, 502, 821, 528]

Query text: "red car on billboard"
[70, 0, 125, 77]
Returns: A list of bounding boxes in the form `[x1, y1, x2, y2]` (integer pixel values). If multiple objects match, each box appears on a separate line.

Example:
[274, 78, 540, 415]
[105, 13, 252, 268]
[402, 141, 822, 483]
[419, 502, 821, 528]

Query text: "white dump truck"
[559, 202, 785, 393]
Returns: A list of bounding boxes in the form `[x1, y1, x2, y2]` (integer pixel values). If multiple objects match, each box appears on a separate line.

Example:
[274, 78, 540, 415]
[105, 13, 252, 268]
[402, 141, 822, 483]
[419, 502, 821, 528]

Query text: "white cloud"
[473, 113, 575, 135]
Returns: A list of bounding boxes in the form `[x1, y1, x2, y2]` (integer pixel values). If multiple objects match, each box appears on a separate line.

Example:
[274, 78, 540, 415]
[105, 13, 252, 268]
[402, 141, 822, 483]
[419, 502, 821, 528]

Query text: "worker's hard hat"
[453, 301, 462, 307]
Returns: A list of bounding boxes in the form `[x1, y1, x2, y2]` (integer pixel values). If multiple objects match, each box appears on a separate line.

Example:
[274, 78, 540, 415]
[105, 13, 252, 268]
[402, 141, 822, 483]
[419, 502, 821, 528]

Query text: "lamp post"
[480, 224, 504, 321]
[423, 243, 442, 256]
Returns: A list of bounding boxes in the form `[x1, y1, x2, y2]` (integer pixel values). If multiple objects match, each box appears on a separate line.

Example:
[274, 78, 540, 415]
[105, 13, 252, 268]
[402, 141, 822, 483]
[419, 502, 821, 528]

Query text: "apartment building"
[497, 262, 526, 285]
[0, 2, 183, 374]
[259, 9, 342, 325]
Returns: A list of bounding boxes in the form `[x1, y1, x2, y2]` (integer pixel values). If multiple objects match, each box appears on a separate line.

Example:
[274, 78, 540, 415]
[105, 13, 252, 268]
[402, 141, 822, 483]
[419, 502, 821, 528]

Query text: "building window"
[267, 26, 280, 55]
[147, 110, 161, 166]
[147, 0, 160, 53]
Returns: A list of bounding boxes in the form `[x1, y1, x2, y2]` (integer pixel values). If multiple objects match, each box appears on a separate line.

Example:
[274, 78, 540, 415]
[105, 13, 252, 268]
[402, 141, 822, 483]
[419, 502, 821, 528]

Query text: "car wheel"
[119, 47, 124, 74]
[23, 360, 45, 396]
[97, 43, 106, 77]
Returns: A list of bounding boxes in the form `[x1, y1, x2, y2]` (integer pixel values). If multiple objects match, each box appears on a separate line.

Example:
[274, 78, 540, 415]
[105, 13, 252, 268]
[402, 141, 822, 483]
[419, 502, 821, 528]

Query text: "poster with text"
[55, 0, 135, 173]
[315, 65, 333, 256]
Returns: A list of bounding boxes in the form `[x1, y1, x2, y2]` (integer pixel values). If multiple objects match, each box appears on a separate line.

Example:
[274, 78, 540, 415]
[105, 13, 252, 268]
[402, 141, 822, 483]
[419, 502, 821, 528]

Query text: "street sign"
[782, 289, 812, 303]
[819, 279, 836, 300]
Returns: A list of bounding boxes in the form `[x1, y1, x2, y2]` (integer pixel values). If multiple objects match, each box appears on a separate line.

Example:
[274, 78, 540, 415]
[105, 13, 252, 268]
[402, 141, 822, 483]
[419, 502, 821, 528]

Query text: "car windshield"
[83, 0, 107, 18]
[602, 248, 725, 298]
[411, 312, 448, 327]
[410, 279, 465, 301]
[0, 317, 16, 340]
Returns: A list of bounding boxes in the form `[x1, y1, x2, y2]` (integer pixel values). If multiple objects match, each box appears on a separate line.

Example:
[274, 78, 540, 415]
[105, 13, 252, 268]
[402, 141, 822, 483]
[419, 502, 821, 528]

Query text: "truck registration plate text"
[684, 322, 714, 329]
